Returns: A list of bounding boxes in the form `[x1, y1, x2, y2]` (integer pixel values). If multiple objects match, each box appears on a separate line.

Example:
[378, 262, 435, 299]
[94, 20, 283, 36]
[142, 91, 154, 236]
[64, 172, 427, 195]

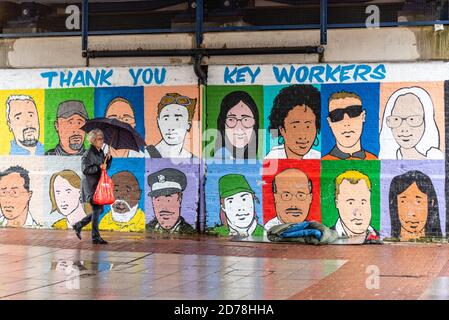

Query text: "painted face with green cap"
[219, 174, 257, 232]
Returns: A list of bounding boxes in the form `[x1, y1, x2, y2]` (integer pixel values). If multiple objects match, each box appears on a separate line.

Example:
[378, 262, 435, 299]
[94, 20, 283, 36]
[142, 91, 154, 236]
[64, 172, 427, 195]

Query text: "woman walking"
[73, 129, 112, 244]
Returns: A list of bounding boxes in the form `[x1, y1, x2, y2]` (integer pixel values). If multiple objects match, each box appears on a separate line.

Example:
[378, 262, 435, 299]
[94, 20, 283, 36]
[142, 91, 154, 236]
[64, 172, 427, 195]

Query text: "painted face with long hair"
[380, 87, 441, 159]
[225, 101, 255, 149]
[215, 91, 259, 158]
[389, 170, 441, 240]
[389, 94, 425, 149]
[53, 175, 81, 216]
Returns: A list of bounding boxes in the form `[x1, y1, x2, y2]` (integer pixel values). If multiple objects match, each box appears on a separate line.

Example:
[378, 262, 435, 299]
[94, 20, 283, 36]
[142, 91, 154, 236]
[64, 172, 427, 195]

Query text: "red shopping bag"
[93, 168, 115, 205]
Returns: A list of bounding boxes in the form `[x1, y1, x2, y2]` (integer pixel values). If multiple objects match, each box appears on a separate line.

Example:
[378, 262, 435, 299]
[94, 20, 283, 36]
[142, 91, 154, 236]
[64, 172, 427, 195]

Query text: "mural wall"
[0, 62, 449, 242]
[0, 66, 200, 233]
[204, 63, 449, 242]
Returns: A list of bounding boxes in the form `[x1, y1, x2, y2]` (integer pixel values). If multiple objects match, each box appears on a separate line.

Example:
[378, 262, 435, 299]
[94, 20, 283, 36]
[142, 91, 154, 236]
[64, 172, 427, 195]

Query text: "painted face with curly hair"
[280, 105, 317, 158]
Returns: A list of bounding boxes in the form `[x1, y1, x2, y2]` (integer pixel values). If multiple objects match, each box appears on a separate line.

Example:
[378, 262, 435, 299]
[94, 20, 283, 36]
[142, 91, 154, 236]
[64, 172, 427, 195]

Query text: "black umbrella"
[80, 118, 146, 152]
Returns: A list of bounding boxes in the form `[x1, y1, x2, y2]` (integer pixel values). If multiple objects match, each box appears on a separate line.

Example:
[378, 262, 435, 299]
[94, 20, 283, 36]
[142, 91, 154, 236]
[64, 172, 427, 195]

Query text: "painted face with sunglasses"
[327, 95, 366, 155]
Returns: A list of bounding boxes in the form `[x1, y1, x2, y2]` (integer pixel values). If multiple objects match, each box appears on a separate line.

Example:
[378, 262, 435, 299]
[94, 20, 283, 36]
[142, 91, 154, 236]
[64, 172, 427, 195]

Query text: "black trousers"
[76, 202, 103, 240]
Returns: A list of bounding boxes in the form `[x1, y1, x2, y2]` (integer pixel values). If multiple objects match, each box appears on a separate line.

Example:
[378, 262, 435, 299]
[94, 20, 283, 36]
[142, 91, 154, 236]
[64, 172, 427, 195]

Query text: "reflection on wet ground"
[0, 244, 346, 300]
[420, 277, 449, 300]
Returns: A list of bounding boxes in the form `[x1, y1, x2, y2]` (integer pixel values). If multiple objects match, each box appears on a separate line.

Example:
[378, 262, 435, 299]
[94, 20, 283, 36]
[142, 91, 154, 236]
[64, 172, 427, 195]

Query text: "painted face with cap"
[148, 168, 187, 230]
[152, 193, 182, 230]
[55, 101, 88, 154]
[221, 192, 255, 230]
[219, 174, 257, 233]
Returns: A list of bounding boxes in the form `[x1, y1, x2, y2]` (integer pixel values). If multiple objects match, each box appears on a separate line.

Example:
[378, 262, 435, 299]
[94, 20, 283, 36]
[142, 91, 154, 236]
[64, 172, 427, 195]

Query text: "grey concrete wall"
[0, 26, 448, 68]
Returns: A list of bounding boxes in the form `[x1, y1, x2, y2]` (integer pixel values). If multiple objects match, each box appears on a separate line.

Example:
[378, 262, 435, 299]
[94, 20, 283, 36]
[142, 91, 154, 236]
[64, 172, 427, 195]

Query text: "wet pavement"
[0, 228, 447, 299]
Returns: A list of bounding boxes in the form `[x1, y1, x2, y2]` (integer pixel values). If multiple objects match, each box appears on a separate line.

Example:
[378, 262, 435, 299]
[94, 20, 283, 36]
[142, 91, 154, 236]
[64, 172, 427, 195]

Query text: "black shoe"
[92, 238, 108, 245]
[73, 224, 82, 240]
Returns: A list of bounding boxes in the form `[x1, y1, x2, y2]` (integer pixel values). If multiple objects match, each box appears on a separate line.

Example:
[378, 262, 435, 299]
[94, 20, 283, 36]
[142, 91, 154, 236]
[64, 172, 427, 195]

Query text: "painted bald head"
[105, 98, 136, 128]
[272, 168, 313, 223]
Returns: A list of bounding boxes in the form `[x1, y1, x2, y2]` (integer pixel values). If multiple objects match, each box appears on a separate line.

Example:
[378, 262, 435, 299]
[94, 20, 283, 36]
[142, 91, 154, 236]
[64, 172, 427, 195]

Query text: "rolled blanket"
[268, 221, 339, 245]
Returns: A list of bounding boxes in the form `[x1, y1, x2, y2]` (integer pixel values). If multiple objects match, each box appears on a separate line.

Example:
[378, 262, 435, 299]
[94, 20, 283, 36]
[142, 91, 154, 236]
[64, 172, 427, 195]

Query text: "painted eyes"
[68, 120, 83, 126]
[347, 200, 366, 205]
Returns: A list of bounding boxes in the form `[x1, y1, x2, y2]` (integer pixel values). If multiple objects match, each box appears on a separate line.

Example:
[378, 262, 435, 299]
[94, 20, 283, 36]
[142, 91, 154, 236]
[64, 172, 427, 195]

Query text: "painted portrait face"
[55, 115, 86, 154]
[388, 94, 425, 150]
[273, 169, 312, 224]
[225, 101, 255, 149]
[8, 99, 40, 148]
[280, 105, 317, 157]
[221, 191, 255, 229]
[157, 104, 190, 146]
[397, 182, 428, 235]
[53, 175, 81, 216]
[111, 171, 140, 215]
[152, 193, 182, 230]
[335, 179, 371, 235]
[105, 100, 136, 128]
[0, 173, 32, 220]
[327, 97, 365, 149]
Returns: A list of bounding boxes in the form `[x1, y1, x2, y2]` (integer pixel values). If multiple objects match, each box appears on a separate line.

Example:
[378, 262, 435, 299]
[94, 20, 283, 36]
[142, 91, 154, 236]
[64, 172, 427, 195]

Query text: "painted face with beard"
[55, 114, 87, 154]
[111, 171, 141, 223]
[7, 98, 40, 149]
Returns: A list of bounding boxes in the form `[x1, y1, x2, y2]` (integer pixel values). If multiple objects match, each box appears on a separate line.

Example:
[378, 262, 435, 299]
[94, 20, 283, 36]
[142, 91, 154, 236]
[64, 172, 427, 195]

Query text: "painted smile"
[233, 133, 246, 139]
[285, 208, 302, 217]
[23, 128, 37, 138]
[165, 133, 179, 139]
[351, 218, 363, 225]
[69, 135, 83, 143]
[341, 131, 355, 138]
[236, 213, 250, 220]
[405, 221, 419, 229]
[398, 134, 413, 142]
[159, 210, 174, 219]
[295, 141, 309, 149]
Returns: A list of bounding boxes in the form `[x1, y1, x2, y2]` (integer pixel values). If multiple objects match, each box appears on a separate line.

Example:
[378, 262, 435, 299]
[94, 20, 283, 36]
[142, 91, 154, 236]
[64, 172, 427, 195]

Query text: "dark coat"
[81, 146, 112, 204]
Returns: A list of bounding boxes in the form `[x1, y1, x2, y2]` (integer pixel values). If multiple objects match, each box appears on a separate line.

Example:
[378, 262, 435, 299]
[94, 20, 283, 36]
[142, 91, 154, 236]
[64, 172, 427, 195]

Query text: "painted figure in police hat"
[211, 174, 264, 237]
[146, 168, 195, 233]
[46, 100, 89, 156]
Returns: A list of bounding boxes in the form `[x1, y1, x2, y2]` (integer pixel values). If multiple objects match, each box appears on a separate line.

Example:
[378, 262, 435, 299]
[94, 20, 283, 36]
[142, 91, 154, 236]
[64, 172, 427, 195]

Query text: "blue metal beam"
[82, 0, 89, 52]
[320, 0, 328, 45]
[195, 0, 204, 47]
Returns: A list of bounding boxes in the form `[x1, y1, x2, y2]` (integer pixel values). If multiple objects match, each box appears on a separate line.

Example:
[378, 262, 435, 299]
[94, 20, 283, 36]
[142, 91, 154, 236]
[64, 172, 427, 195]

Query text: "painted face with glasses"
[388, 93, 425, 150]
[0, 172, 32, 221]
[225, 101, 256, 149]
[327, 96, 366, 151]
[273, 168, 312, 224]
